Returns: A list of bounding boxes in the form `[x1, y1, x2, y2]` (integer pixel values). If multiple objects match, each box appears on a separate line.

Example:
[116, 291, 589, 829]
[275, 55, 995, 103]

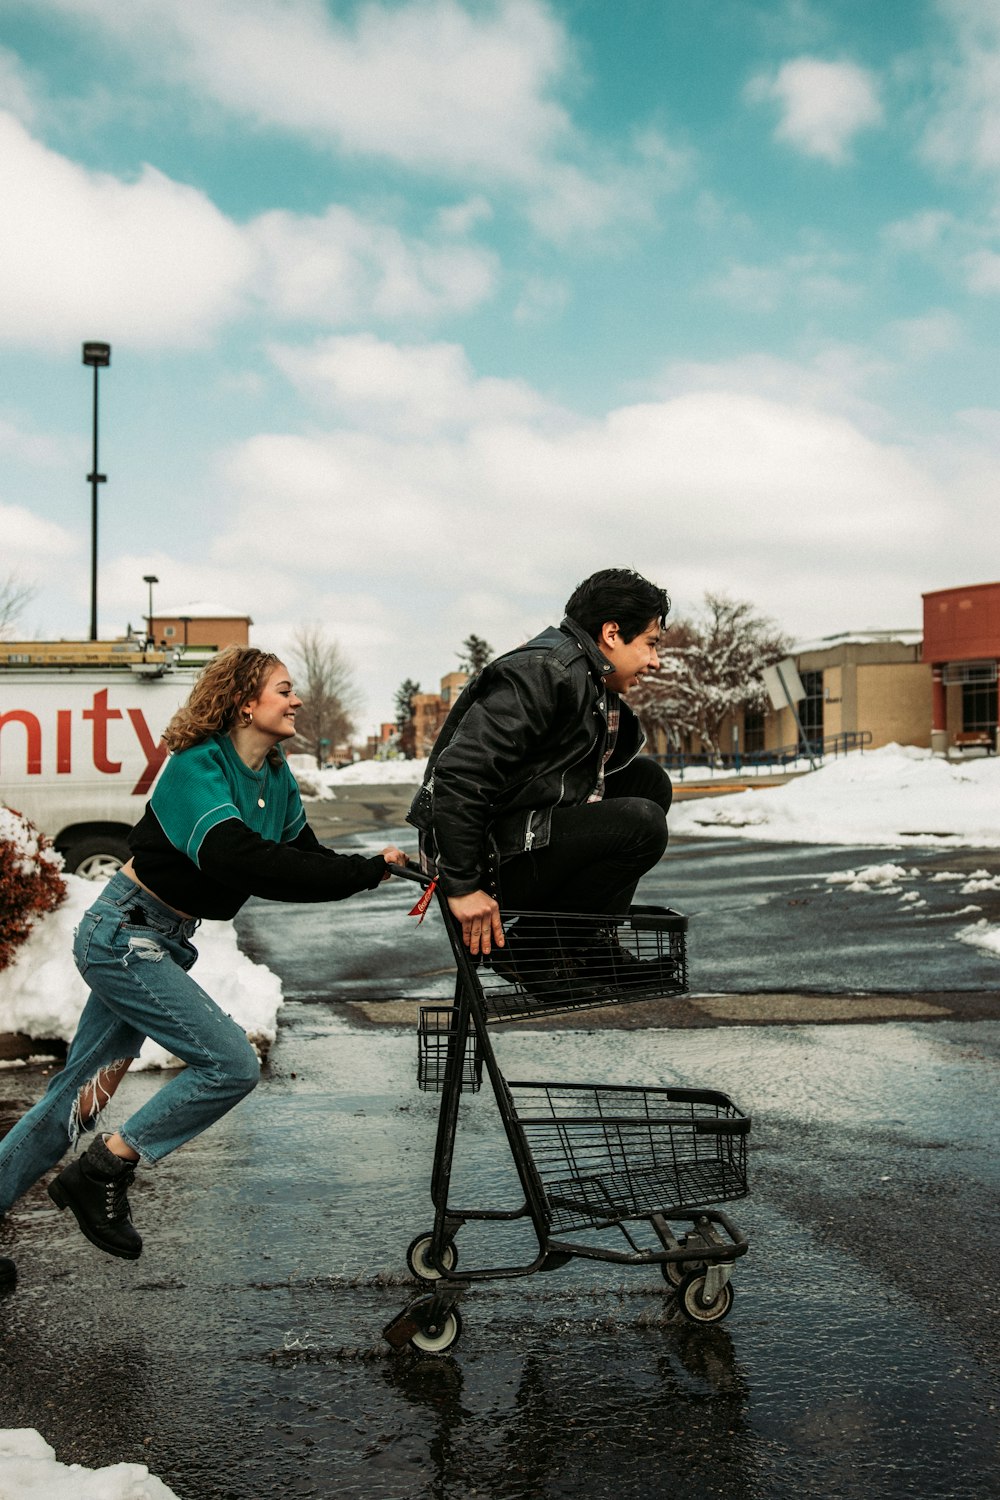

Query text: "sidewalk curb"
[337, 990, 1000, 1030]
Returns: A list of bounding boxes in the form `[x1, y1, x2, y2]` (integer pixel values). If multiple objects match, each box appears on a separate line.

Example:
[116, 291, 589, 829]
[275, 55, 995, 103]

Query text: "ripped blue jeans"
[0, 870, 260, 1215]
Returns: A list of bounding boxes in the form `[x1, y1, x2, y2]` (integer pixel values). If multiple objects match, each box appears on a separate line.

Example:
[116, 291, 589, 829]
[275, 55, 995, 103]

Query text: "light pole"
[179, 615, 191, 650]
[82, 341, 111, 640]
[143, 574, 158, 645]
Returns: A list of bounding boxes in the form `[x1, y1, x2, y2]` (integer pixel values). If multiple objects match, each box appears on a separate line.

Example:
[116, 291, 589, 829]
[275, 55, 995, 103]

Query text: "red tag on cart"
[408, 880, 437, 923]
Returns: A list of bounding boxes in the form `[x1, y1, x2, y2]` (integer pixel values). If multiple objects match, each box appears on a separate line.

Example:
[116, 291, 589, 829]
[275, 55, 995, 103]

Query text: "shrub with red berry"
[0, 806, 67, 972]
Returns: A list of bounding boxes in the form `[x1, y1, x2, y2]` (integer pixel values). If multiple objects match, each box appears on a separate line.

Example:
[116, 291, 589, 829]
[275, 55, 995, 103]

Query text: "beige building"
[644, 629, 932, 767]
[762, 630, 931, 759]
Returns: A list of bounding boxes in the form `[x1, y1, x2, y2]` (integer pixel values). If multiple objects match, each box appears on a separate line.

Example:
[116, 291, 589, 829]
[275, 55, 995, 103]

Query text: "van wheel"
[61, 837, 131, 880]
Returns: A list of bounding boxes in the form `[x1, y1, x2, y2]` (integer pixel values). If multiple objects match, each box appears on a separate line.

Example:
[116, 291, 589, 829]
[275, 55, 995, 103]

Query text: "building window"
[164, 626, 175, 638]
[962, 678, 998, 734]
[743, 708, 764, 754]
[799, 670, 824, 750]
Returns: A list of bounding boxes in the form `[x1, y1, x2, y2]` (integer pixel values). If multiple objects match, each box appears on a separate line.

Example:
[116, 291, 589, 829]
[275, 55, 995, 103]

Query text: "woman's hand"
[379, 846, 409, 880]
[447, 890, 505, 955]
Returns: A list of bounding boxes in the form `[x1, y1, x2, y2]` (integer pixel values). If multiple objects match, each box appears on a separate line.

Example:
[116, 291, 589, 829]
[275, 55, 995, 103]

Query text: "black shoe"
[572, 929, 663, 993]
[485, 936, 581, 1007]
[0, 1257, 16, 1292]
[48, 1140, 143, 1261]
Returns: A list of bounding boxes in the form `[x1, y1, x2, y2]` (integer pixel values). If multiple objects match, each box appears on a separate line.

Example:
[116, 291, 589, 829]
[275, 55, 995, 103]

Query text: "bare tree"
[629, 617, 700, 752]
[631, 593, 791, 763]
[288, 626, 359, 766]
[0, 573, 37, 640]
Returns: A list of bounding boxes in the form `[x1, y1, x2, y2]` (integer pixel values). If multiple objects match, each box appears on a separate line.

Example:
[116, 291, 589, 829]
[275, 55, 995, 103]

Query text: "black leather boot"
[48, 1134, 143, 1260]
[0, 1257, 16, 1291]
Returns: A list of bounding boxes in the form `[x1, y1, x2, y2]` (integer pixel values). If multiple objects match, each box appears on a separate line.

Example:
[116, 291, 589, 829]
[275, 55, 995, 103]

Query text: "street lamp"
[179, 615, 191, 650]
[143, 574, 158, 645]
[82, 341, 111, 640]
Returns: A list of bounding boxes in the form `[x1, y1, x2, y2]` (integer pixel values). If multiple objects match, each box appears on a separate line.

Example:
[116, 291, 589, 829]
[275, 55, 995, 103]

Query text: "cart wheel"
[406, 1233, 459, 1282]
[679, 1272, 734, 1324]
[410, 1306, 463, 1355]
[661, 1258, 704, 1289]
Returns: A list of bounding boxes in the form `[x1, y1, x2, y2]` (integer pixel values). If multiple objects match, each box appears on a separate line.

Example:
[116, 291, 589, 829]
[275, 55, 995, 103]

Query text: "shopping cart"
[383, 867, 750, 1356]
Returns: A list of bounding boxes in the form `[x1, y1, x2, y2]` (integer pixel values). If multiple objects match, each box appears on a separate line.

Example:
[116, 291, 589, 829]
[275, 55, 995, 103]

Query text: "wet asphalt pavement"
[1, 828, 999, 1499]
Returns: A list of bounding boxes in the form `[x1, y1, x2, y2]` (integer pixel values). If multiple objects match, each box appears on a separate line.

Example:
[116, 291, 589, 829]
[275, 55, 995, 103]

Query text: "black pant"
[496, 756, 672, 917]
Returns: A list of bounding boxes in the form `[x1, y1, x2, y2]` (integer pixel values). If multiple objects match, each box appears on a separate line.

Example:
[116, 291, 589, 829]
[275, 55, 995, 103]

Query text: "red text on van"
[0, 690, 167, 796]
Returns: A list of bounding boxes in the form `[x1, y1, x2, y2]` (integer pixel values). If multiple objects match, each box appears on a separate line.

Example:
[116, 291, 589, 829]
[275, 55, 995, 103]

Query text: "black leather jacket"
[407, 616, 645, 896]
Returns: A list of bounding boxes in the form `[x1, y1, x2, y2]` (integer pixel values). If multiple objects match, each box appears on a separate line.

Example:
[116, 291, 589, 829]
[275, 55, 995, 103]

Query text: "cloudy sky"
[2, 0, 999, 733]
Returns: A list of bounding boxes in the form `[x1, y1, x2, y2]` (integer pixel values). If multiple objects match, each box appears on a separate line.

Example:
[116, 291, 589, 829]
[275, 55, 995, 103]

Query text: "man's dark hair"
[564, 568, 670, 643]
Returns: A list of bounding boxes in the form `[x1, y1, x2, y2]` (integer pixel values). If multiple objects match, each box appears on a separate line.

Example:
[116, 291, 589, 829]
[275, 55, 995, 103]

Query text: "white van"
[0, 641, 202, 876]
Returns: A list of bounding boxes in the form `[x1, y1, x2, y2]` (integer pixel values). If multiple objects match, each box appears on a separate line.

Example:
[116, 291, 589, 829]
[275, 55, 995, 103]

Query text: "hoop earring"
[239, 709, 253, 727]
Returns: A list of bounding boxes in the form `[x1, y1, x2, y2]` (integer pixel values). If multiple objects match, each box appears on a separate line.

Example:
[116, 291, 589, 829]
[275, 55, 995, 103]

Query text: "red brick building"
[923, 581, 1000, 753]
[148, 603, 251, 652]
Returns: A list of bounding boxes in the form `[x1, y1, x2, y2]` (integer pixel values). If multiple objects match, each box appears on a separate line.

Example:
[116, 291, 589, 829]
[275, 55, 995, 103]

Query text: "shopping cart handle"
[386, 861, 433, 886]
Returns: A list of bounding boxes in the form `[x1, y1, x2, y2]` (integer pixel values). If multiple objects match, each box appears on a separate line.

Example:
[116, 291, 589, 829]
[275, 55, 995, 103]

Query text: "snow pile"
[0, 1428, 180, 1499]
[826, 862, 913, 892]
[670, 745, 1000, 848]
[0, 806, 63, 876]
[289, 766, 337, 800]
[0, 804, 67, 973]
[958, 921, 1000, 959]
[0, 876, 283, 1067]
[285, 754, 336, 801]
[328, 757, 427, 785]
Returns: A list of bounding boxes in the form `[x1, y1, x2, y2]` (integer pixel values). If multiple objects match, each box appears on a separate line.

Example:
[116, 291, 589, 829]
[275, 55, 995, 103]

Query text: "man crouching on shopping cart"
[407, 567, 672, 994]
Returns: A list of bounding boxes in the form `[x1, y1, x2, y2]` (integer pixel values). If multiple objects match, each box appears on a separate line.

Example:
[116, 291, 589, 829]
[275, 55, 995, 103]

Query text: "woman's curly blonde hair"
[163, 647, 284, 765]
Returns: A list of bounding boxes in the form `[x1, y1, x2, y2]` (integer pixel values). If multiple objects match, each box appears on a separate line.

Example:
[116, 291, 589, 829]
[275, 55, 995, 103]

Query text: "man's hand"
[379, 847, 409, 881]
[447, 890, 505, 955]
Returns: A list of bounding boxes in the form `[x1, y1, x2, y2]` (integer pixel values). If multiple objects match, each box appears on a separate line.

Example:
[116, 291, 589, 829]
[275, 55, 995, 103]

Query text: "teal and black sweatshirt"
[128, 733, 386, 920]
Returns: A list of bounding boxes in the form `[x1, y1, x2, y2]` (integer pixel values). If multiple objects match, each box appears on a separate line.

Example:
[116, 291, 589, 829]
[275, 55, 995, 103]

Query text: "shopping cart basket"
[384, 868, 750, 1356]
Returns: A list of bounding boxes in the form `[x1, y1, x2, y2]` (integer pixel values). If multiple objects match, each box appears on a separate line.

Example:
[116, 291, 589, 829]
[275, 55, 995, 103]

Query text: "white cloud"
[746, 56, 883, 163]
[0, 502, 77, 563]
[268, 334, 551, 436]
[0, 110, 252, 350]
[963, 248, 1000, 293]
[513, 274, 571, 324]
[26, 0, 685, 241]
[705, 248, 859, 312]
[18, 331, 992, 729]
[882, 208, 1000, 300]
[881, 209, 958, 254]
[25, 0, 570, 179]
[435, 196, 495, 236]
[885, 310, 963, 360]
[524, 128, 691, 242]
[176, 0, 570, 182]
[922, 0, 1000, 176]
[0, 110, 499, 352]
[184, 364, 959, 726]
[0, 414, 69, 468]
[0, 45, 38, 124]
[208, 352, 946, 604]
[706, 263, 784, 313]
[250, 206, 498, 324]
[656, 348, 891, 430]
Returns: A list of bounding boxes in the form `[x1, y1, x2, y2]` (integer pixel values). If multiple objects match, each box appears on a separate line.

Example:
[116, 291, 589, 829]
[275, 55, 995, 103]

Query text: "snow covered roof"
[154, 602, 252, 620]
[793, 628, 922, 653]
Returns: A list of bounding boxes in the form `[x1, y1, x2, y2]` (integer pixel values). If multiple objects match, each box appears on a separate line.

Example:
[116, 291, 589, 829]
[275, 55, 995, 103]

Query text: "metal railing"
[654, 730, 872, 777]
